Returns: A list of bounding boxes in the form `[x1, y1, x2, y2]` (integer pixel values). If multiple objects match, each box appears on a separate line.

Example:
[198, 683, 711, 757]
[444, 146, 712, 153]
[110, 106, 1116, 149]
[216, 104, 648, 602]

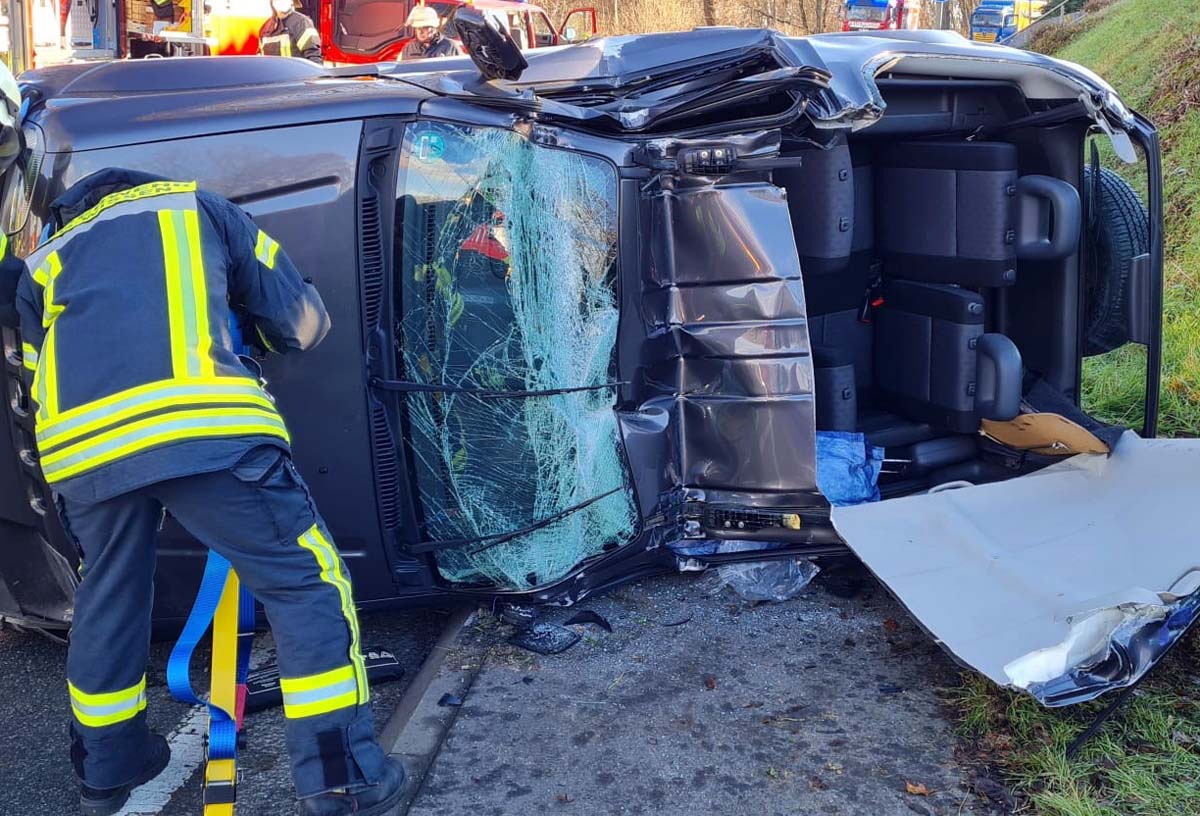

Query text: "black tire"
[1081, 166, 1149, 357]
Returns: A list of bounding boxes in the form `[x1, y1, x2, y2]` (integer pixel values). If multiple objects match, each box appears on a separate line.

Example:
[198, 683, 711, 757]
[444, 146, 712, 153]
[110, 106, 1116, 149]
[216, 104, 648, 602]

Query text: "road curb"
[379, 605, 483, 813]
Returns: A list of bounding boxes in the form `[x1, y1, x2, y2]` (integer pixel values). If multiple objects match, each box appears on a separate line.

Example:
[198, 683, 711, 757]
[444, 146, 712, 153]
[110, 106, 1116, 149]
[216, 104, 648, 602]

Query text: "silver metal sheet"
[832, 432, 1200, 703]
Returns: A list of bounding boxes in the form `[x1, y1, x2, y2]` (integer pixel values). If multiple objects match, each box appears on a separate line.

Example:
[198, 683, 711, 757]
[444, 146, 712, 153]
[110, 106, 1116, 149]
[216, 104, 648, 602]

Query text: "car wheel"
[1081, 165, 1149, 357]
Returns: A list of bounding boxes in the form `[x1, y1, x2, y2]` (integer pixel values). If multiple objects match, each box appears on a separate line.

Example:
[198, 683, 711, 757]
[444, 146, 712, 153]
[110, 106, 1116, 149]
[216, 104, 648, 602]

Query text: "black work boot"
[297, 758, 408, 816]
[79, 733, 171, 816]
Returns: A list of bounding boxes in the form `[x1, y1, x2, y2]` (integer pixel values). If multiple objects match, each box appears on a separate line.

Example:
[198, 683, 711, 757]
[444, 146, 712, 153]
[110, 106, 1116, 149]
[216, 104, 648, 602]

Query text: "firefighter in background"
[399, 5, 464, 60]
[14, 168, 407, 816]
[258, 0, 322, 62]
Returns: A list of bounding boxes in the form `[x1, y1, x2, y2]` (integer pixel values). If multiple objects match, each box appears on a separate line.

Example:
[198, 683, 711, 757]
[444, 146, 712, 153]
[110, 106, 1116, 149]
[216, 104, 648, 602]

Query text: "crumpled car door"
[831, 432, 1200, 705]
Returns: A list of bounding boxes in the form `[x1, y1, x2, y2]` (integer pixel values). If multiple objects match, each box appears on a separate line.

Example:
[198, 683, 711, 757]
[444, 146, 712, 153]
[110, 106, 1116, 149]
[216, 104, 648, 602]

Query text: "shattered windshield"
[394, 122, 636, 590]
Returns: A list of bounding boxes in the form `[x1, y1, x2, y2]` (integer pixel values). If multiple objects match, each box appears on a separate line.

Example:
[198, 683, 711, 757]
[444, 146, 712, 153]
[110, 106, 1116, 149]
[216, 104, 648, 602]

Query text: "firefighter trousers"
[58, 444, 388, 797]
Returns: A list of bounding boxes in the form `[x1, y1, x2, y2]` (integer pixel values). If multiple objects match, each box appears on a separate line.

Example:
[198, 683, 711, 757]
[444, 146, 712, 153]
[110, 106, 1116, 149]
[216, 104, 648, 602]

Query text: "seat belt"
[168, 552, 256, 815]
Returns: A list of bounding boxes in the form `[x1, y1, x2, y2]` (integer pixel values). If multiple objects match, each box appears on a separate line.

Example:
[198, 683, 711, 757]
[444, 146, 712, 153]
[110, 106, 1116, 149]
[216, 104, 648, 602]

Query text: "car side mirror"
[453, 5, 528, 82]
[563, 26, 578, 42]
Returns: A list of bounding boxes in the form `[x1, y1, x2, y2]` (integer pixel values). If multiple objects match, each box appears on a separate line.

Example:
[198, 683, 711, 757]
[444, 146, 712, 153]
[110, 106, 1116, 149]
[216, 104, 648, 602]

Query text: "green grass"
[1051, 0, 1200, 436]
[949, 641, 1200, 815]
[947, 4, 1200, 813]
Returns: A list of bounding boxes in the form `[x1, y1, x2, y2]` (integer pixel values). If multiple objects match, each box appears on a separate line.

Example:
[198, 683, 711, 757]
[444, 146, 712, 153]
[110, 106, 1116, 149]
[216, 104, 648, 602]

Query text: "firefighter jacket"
[258, 11, 322, 63]
[15, 168, 331, 503]
[399, 32, 463, 60]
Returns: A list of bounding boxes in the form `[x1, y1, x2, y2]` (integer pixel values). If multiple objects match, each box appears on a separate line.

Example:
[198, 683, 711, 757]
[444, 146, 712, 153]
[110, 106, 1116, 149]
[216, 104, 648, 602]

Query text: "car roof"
[23, 57, 428, 152]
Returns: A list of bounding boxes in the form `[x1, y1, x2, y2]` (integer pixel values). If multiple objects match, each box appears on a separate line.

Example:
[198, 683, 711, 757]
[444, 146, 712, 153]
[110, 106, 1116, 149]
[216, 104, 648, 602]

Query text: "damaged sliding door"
[388, 121, 637, 591]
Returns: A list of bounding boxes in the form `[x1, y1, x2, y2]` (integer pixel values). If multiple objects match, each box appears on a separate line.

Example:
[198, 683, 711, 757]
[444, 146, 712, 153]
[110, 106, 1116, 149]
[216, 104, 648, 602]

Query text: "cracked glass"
[394, 121, 636, 590]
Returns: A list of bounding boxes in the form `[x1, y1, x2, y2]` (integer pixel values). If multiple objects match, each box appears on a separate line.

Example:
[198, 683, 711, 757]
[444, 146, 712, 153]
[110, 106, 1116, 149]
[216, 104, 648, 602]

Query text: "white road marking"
[116, 706, 208, 816]
[117, 640, 275, 815]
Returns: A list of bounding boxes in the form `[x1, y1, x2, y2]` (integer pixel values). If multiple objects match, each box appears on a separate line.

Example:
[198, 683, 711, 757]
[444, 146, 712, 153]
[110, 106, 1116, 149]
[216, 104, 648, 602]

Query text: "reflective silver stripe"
[41, 409, 290, 480]
[72, 690, 147, 719]
[36, 379, 274, 450]
[68, 677, 148, 727]
[24, 191, 200, 273]
[281, 677, 358, 708]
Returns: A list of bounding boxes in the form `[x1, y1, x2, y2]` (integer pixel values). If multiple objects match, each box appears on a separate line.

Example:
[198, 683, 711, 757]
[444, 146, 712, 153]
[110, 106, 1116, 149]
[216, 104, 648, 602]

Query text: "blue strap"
[167, 310, 259, 764]
[167, 550, 254, 762]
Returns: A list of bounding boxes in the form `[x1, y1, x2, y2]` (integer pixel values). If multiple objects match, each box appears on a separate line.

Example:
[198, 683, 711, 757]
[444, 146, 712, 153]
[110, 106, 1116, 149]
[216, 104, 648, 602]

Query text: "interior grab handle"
[1016, 174, 1081, 261]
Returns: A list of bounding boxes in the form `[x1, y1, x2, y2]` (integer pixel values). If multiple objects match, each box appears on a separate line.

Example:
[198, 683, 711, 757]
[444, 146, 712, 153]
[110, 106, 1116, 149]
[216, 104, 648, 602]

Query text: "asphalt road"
[0, 608, 450, 816]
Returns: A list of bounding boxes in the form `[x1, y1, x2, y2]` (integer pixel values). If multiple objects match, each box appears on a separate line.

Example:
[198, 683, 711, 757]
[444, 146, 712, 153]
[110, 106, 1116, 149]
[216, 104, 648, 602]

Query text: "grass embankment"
[949, 3, 1200, 814]
[1035, 0, 1200, 435]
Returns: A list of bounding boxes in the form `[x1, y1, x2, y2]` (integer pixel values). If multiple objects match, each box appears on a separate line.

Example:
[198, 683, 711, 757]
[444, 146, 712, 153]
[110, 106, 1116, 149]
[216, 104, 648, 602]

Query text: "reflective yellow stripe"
[183, 209, 216, 377]
[29, 252, 65, 420]
[40, 407, 290, 482]
[40, 407, 286, 467]
[21, 342, 37, 371]
[55, 181, 197, 243]
[39, 325, 58, 418]
[280, 664, 356, 694]
[254, 324, 279, 354]
[69, 676, 148, 728]
[0, 232, 8, 257]
[296, 27, 319, 50]
[254, 230, 281, 270]
[280, 665, 358, 719]
[38, 390, 277, 452]
[159, 211, 190, 378]
[160, 207, 216, 378]
[38, 376, 268, 430]
[296, 524, 368, 707]
[282, 687, 357, 720]
[32, 251, 62, 309]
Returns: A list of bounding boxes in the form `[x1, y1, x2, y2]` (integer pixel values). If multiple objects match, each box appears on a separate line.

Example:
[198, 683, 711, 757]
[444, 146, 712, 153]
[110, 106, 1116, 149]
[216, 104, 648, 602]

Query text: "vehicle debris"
[508, 622, 582, 655]
[703, 549, 820, 604]
[563, 610, 613, 633]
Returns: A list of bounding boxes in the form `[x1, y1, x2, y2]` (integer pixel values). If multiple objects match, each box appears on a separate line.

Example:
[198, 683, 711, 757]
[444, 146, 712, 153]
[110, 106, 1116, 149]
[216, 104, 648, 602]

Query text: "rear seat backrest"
[875, 141, 1019, 288]
[874, 280, 1021, 434]
[780, 142, 876, 403]
[776, 143, 854, 276]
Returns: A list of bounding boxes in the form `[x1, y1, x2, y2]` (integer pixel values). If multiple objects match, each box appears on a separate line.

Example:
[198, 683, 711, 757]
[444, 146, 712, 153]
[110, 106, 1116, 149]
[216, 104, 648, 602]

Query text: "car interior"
[777, 77, 1091, 498]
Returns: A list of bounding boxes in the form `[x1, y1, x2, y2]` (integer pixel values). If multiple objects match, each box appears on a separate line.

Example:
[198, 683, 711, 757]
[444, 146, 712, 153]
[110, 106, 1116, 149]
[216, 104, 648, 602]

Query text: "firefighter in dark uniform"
[258, 0, 323, 63]
[15, 168, 407, 816]
[399, 4, 464, 60]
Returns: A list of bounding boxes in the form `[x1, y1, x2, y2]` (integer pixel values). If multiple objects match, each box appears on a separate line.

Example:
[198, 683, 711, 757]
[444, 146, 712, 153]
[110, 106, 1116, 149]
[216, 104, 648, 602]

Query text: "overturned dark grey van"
[2, 25, 1194, 706]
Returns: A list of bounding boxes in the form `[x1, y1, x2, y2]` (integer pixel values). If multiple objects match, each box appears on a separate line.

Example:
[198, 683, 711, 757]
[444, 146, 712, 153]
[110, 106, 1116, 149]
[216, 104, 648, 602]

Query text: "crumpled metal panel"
[832, 432, 1200, 706]
[387, 28, 1133, 137]
[621, 170, 818, 508]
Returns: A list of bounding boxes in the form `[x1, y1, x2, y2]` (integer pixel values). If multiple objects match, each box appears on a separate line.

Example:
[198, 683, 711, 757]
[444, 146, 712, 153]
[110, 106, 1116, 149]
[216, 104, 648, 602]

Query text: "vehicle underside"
[3, 27, 1196, 705]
